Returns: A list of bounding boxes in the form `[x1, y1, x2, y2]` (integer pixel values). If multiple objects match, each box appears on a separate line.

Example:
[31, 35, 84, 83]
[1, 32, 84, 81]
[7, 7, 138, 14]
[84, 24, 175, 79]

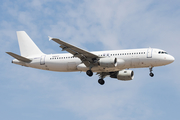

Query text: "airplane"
[6, 31, 175, 85]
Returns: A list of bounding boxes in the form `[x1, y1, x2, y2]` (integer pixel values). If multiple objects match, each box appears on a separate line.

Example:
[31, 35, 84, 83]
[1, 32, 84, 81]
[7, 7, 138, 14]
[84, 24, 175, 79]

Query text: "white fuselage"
[13, 48, 174, 72]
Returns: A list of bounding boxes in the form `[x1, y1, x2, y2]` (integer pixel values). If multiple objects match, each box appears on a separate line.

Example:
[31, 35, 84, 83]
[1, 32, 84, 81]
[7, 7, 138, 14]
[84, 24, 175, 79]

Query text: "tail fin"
[17, 31, 44, 57]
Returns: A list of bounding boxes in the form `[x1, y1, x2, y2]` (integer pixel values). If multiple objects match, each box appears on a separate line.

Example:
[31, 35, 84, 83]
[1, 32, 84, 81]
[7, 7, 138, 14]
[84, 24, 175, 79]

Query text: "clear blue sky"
[1, 0, 180, 120]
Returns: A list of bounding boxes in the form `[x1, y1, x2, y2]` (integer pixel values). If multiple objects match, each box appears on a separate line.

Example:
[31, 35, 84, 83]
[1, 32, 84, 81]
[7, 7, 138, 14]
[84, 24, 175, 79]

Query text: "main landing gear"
[86, 65, 94, 77]
[98, 79, 105, 85]
[86, 70, 93, 77]
[86, 70, 105, 85]
[86, 65, 105, 85]
[149, 67, 154, 77]
[97, 72, 107, 85]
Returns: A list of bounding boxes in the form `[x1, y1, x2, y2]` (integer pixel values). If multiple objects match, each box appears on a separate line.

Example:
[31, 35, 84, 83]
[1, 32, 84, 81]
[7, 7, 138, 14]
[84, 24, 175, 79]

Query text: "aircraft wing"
[49, 37, 99, 67]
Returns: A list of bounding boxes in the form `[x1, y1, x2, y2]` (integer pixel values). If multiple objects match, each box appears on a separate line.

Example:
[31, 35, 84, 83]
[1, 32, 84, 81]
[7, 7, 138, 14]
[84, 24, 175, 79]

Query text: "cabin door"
[147, 48, 152, 58]
[40, 55, 46, 65]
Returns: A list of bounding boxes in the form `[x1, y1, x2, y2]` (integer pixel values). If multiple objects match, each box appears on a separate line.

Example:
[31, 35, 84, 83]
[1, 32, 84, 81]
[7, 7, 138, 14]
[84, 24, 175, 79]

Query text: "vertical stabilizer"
[17, 31, 44, 57]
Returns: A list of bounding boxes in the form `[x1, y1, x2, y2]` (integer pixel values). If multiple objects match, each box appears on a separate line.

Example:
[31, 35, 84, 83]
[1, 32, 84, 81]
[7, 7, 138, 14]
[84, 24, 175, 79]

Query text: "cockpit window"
[158, 51, 168, 54]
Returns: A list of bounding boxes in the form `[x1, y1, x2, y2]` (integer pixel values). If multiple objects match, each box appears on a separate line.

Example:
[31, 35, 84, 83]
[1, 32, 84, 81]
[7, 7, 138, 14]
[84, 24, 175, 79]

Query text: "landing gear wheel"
[98, 79, 105, 85]
[86, 70, 93, 77]
[149, 73, 154, 77]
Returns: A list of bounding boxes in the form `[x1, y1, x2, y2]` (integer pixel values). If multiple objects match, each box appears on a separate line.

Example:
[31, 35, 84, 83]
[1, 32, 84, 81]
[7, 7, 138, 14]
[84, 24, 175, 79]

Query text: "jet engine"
[98, 58, 117, 68]
[110, 70, 134, 81]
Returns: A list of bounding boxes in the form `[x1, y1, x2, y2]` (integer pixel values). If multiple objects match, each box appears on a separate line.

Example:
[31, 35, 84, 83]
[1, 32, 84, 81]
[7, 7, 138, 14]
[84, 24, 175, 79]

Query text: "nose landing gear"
[149, 67, 154, 77]
[149, 72, 154, 77]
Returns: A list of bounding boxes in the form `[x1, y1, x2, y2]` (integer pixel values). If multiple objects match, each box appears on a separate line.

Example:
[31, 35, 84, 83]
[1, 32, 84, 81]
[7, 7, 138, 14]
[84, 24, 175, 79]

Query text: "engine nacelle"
[117, 70, 134, 81]
[98, 58, 117, 68]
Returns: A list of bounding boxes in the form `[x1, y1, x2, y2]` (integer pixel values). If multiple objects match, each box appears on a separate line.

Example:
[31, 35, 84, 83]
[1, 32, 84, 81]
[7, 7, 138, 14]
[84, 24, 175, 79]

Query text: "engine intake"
[98, 58, 117, 68]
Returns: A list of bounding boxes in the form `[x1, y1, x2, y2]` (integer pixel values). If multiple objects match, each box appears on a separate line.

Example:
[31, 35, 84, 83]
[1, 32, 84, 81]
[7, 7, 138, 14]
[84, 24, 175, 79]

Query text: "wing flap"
[6, 52, 32, 63]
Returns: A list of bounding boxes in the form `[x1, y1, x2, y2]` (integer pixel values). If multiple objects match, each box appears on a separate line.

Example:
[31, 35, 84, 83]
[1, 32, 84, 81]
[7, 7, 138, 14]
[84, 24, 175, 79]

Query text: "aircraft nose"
[168, 55, 175, 63]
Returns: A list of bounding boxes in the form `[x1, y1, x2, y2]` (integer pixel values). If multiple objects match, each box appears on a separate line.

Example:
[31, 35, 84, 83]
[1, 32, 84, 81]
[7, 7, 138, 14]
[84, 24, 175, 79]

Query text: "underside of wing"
[49, 37, 100, 67]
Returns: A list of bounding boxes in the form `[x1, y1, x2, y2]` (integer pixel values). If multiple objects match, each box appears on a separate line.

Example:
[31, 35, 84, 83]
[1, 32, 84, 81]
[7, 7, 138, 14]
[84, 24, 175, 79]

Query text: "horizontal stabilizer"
[6, 52, 32, 63]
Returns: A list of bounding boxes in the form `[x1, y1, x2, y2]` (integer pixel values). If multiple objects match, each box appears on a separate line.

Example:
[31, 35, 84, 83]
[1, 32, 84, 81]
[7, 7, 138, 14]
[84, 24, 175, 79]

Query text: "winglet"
[48, 36, 53, 41]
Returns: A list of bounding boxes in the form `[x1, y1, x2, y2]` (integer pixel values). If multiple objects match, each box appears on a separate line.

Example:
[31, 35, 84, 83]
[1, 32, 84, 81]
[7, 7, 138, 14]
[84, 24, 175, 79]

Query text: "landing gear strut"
[86, 70, 93, 77]
[149, 67, 154, 77]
